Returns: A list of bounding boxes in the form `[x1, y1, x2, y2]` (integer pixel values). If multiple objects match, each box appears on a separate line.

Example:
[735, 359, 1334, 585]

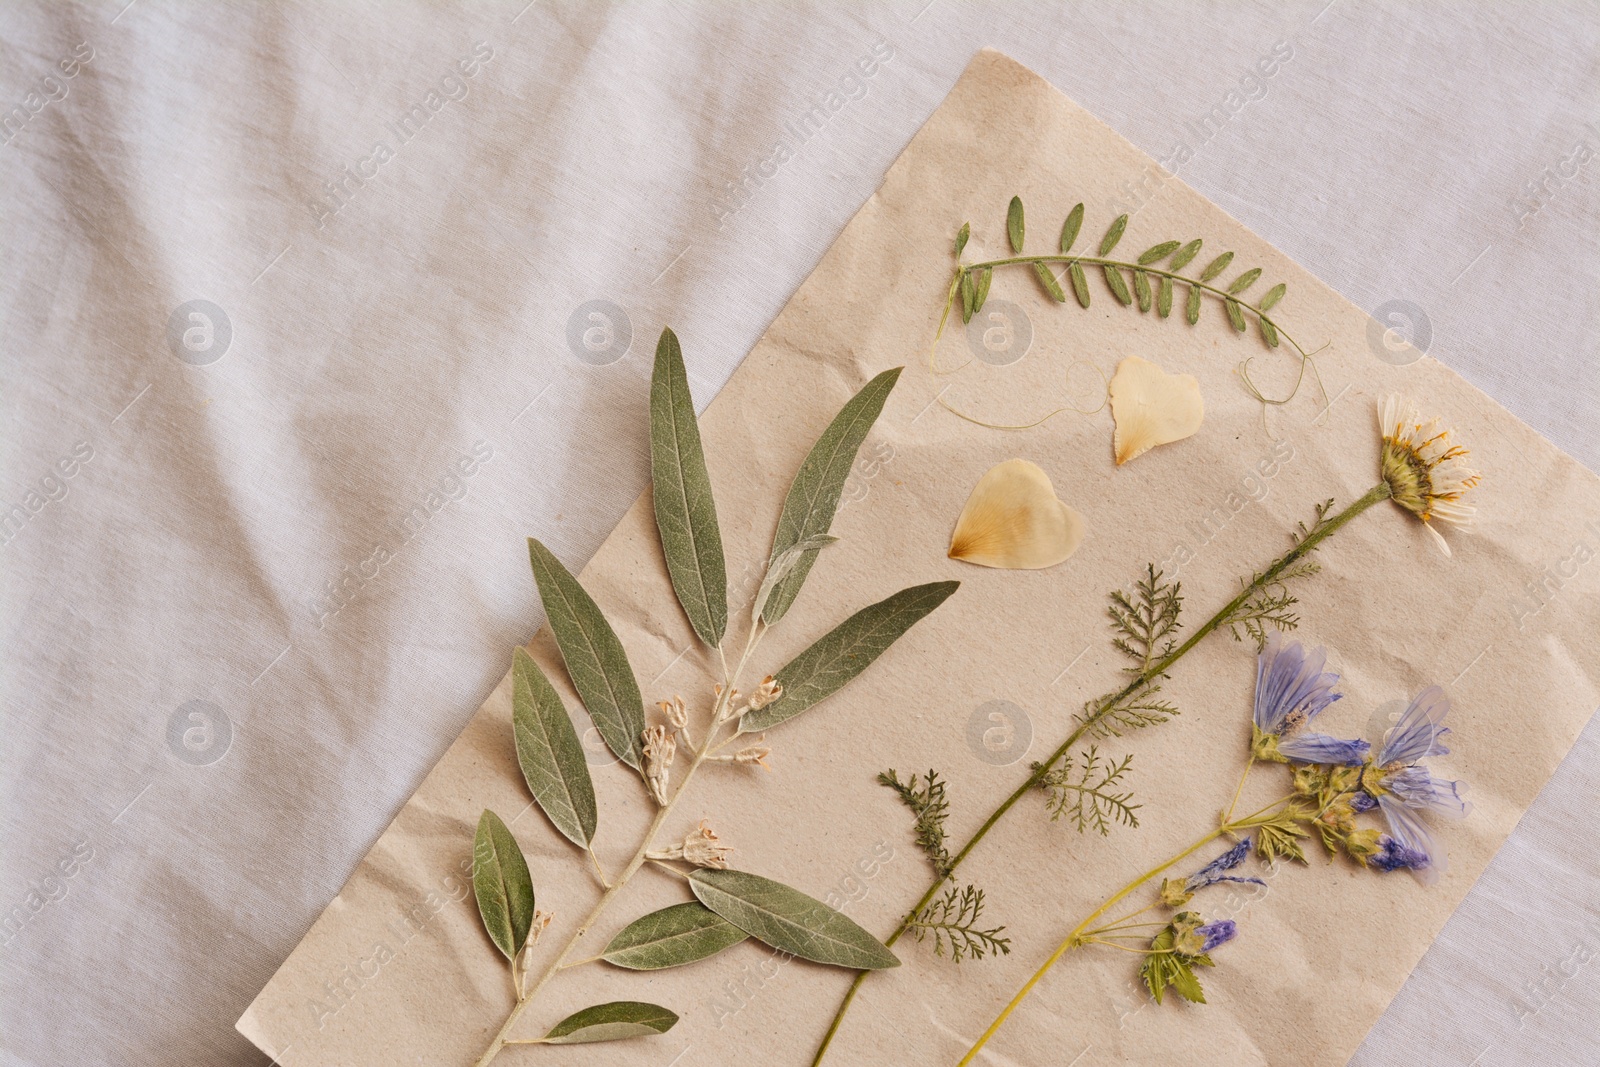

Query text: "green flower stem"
[470, 625, 764, 1067]
[808, 482, 1393, 1067]
[956, 794, 1295, 1067]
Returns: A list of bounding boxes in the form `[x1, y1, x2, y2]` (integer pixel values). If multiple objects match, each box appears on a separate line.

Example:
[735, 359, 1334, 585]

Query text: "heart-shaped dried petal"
[948, 459, 1085, 569]
[1108, 356, 1204, 465]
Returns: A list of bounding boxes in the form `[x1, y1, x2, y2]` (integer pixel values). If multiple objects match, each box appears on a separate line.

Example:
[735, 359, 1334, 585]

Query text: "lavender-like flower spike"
[1251, 634, 1369, 765]
[1185, 838, 1265, 894]
[1368, 836, 1430, 873]
[1195, 920, 1237, 953]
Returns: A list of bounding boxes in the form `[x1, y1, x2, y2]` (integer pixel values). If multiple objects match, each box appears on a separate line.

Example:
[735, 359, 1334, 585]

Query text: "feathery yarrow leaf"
[1033, 747, 1141, 835]
[908, 884, 1012, 963]
[878, 769, 953, 877]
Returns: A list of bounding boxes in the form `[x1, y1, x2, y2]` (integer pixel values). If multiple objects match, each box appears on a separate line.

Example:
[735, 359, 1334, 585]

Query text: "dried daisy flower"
[641, 725, 676, 805]
[1378, 395, 1481, 556]
[948, 459, 1085, 570]
[1107, 355, 1204, 465]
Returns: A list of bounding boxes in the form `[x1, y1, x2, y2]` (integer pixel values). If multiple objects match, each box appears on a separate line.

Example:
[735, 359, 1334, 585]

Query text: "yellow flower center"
[1381, 436, 1434, 521]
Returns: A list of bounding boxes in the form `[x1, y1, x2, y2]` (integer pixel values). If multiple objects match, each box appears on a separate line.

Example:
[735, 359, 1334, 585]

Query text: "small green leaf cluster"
[468, 330, 961, 1059]
[1138, 914, 1217, 1005]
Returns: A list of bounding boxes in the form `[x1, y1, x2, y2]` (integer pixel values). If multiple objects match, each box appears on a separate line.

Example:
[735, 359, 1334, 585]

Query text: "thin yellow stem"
[1223, 756, 1256, 824]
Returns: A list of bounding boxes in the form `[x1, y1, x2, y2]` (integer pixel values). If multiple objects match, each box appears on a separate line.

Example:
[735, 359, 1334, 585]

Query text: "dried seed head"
[745, 676, 783, 712]
[657, 695, 688, 731]
[681, 821, 733, 869]
[733, 737, 772, 770]
[641, 724, 676, 805]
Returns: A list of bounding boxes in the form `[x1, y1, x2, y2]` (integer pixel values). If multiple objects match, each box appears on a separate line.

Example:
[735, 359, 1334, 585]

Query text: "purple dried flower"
[1196, 919, 1237, 953]
[1368, 835, 1431, 873]
[1184, 837, 1265, 893]
[1252, 635, 1369, 765]
[1368, 687, 1469, 885]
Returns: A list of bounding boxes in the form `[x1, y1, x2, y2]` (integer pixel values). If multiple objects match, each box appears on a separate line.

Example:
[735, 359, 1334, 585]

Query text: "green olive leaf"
[539, 1002, 678, 1044]
[959, 268, 975, 323]
[1006, 195, 1025, 253]
[601, 902, 748, 970]
[473, 810, 536, 962]
[1060, 202, 1084, 253]
[689, 869, 899, 970]
[527, 538, 646, 769]
[512, 647, 597, 849]
[760, 368, 901, 626]
[650, 327, 728, 648]
[752, 534, 838, 627]
[743, 580, 959, 733]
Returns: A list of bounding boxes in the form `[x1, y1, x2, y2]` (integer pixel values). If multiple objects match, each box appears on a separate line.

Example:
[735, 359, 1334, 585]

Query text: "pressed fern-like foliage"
[878, 769, 953, 878]
[907, 885, 1012, 963]
[1033, 747, 1141, 835]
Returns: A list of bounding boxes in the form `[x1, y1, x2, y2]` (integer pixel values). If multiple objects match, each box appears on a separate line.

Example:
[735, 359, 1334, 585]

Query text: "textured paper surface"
[239, 51, 1600, 1066]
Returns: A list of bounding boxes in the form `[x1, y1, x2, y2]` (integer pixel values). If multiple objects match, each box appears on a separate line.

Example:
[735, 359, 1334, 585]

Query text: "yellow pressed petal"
[1107, 355, 1205, 465]
[948, 459, 1085, 569]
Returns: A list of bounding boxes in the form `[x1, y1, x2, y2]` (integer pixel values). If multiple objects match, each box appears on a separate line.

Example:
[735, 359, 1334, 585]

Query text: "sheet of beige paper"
[240, 50, 1600, 1066]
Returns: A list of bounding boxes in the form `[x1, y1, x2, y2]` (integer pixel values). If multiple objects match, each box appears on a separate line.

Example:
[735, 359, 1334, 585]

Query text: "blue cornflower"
[1195, 920, 1237, 953]
[1251, 634, 1370, 765]
[1362, 686, 1469, 884]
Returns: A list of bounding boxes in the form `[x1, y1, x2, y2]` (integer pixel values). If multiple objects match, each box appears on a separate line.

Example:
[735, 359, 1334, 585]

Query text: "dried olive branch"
[471, 626, 765, 1067]
[808, 483, 1393, 1066]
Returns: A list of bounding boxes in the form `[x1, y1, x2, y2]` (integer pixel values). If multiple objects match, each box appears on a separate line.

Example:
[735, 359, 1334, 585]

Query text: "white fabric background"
[1, 2, 1595, 1065]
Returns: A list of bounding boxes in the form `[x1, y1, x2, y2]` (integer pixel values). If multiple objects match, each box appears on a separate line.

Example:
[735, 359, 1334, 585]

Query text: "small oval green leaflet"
[1169, 238, 1203, 272]
[689, 868, 900, 970]
[538, 1001, 678, 1044]
[1157, 275, 1173, 318]
[1227, 267, 1262, 295]
[1102, 265, 1133, 306]
[527, 538, 646, 769]
[959, 269, 976, 323]
[1226, 298, 1248, 332]
[742, 580, 959, 733]
[972, 266, 993, 314]
[1259, 282, 1287, 312]
[1032, 262, 1066, 303]
[1059, 202, 1084, 253]
[1133, 269, 1152, 312]
[1185, 284, 1203, 325]
[954, 221, 969, 257]
[650, 327, 728, 648]
[1006, 195, 1025, 253]
[1098, 213, 1128, 255]
[760, 367, 902, 626]
[1069, 261, 1090, 308]
[1137, 240, 1181, 265]
[512, 647, 597, 849]
[473, 810, 536, 961]
[601, 901, 748, 970]
[1199, 250, 1234, 282]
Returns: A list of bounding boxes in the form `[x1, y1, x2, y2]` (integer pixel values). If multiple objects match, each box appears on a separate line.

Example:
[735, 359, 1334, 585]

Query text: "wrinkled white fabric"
[1, 3, 1594, 1065]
